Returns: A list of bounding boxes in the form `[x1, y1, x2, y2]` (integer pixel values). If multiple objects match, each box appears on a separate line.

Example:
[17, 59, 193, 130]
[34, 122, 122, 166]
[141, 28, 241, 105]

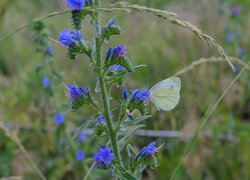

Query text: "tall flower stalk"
[93, 0, 123, 169]
[59, 0, 177, 179]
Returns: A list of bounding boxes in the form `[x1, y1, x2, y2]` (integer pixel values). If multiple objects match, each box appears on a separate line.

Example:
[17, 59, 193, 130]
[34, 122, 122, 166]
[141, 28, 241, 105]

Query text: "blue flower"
[136, 142, 160, 159]
[233, 65, 240, 72]
[112, 45, 126, 57]
[122, 89, 129, 100]
[43, 77, 50, 87]
[108, 20, 115, 27]
[238, 48, 245, 56]
[231, 7, 240, 16]
[65, 84, 89, 99]
[131, 88, 150, 102]
[55, 114, 64, 124]
[96, 115, 106, 123]
[93, 146, 114, 165]
[67, 0, 86, 10]
[78, 131, 86, 141]
[106, 48, 113, 57]
[46, 47, 53, 54]
[107, 65, 125, 72]
[226, 33, 234, 42]
[59, 29, 83, 47]
[76, 150, 85, 161]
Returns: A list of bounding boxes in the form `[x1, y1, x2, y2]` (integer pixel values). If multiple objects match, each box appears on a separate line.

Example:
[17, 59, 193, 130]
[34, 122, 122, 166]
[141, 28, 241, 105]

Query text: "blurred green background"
[0, 0, 249, 179]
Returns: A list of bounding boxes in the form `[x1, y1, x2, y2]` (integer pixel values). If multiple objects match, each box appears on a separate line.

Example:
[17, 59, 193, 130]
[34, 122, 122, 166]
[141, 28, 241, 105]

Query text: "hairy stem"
[93, 0, 123, 169]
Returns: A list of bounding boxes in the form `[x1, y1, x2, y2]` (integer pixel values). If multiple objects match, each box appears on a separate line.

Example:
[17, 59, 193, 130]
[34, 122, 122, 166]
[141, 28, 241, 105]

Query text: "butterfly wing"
[149, 77, 181, 111]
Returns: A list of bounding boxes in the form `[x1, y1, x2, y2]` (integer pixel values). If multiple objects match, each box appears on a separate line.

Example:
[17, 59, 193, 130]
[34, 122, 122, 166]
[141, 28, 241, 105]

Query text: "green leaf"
[122, 115, 152, 127]
[121, 171, 137, 180]
[134, 64, 147, 70]
[127, 144, 136, 158]
[118, 125, 145, 151]
[95, 80, 100, 93]
[72, 114, 100, 140]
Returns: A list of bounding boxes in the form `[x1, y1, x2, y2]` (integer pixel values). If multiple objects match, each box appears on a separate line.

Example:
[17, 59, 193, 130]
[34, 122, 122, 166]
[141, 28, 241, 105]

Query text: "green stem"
[93, 0, 123, 169]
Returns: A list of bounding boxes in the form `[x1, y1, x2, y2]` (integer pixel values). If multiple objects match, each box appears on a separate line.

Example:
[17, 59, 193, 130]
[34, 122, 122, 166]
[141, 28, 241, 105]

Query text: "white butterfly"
[149, 77, 181, 111]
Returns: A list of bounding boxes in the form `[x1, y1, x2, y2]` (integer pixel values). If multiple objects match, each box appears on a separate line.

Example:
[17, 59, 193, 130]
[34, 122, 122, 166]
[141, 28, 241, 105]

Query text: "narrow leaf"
[72, 114, 100, 140]
[123, 115, 152, 127]
[127, 144, 136, 158]
[118, 125, 145, 151]
[121, 171, 137, 180]
[134, 64, 147, 70]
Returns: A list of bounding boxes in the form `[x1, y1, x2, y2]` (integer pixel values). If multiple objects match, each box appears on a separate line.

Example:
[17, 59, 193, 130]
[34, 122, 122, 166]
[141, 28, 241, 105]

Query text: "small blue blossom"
[106, 48, 112, 57]
[238, 48, 245, 56]
[76, 150, 85, 161]
[112, 45, 126, 57]
[95, 114, 113, 123]
[108, 20, 115, 27]
[96, 115, 106, 123]
[55, 114, 64, 124]
[122, 89, 129, 100]
[78, 131, 86, 141]
[67, 0, 86, 10]
[46, 47, 53, 54]
[136, 142, 160, 159]
[43, 77, 50, 87]
[93, 146, 114, 165]
[59, 29, 83, 47]
[231, 7, 240, 16]
[233, 65, 240, 72]
[99, 144, 106, 149]
[226, 33, 234, 42]
[65, 84, 89, 99]
[107, 65, 125, 72]
[131, 88, 150, 102]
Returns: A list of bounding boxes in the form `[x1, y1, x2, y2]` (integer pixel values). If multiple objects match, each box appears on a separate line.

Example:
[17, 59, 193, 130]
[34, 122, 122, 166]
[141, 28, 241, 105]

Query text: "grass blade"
[170, 62, 249, 180]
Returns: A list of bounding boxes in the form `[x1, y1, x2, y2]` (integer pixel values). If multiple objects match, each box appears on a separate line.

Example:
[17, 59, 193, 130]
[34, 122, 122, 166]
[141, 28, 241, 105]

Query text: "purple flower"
[238, 48, 245, 56]
[46, 47, 53, 54]
[112, 45, 126, 57]
[93, 146, 114, 165]
[107, 65, 125, 72]
[231, 7, 240, 16]
[76, 150, 85, 161]
[108, 20, 115, 27]
[59, 29, 83, 47]
[136, 142, 160, 159]
[67, 0, 86, 10]
[131, 88, 150, 102]
[43, 77, 50, 87]
[78, 131, 86, 141]
[55, 114, 64, 124]
[96, 115, 106, 123]
[122, 89, 129, 100]
[226, 33, 234, 42]
[65, 84, 89, 99]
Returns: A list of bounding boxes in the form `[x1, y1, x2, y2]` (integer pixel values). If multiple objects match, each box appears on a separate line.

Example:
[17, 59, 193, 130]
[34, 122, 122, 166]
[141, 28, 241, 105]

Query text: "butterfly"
[149, 77, 181, 111]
